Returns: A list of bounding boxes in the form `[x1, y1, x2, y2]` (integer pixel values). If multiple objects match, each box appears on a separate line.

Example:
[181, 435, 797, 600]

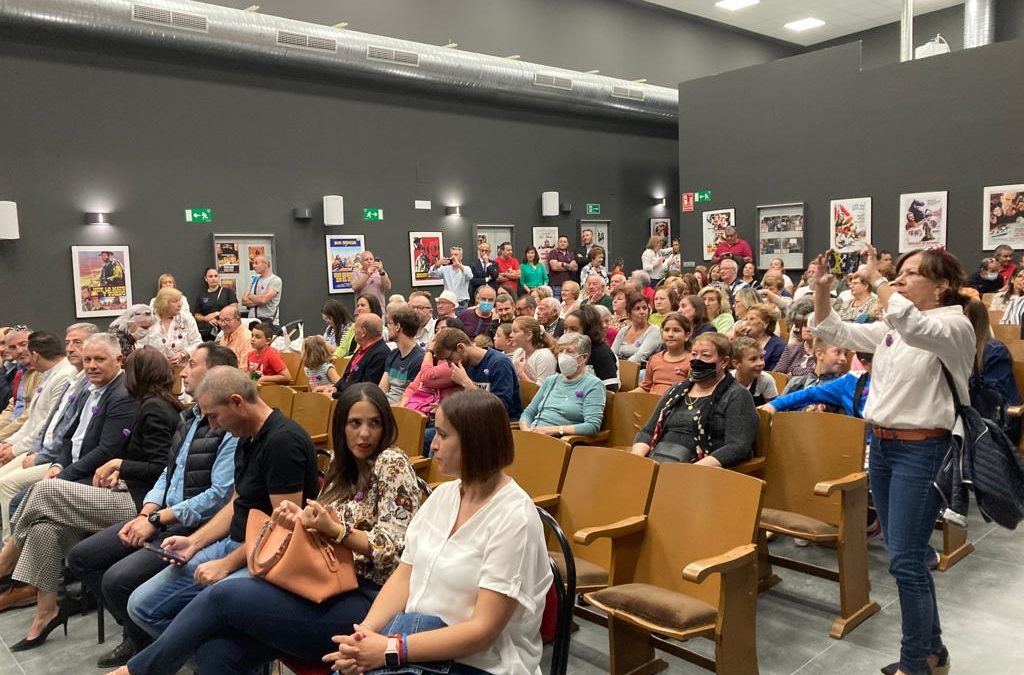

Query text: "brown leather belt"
[872, 426, 950, 442]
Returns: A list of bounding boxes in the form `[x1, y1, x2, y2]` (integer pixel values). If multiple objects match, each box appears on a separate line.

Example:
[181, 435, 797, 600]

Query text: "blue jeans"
[127, 537, 245, 639]
[869, 436, 947, 675]
[127, 575, 379, 675]
[367, 613, 490, 675]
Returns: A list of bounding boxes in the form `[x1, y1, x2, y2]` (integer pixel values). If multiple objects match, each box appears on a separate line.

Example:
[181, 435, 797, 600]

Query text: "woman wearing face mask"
[518, 333, 606, 438]
[631, 332, 758, 467]
[967, 257, 1005, 298]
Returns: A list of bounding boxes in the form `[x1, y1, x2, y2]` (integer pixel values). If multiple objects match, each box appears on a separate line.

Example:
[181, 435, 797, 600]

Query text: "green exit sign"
[362, 208, 384, 221]
[185, 207, 212, 223]
[694, 190, 712, 203]
[586, 203, 601, 215]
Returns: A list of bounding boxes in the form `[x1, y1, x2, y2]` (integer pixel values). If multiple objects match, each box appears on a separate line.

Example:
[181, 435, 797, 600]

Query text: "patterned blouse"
[327, 447, 421, 587]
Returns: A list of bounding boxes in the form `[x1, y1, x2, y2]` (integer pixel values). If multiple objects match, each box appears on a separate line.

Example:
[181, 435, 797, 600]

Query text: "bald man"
[332, 313, 391, 398]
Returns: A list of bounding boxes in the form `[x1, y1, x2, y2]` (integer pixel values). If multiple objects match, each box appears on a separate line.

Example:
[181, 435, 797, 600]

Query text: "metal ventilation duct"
[963, 0, 995, 50]
[0, 0, 679, 125]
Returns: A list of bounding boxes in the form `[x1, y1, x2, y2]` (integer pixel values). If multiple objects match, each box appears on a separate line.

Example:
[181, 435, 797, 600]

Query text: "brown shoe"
[0, 584, 36, 612]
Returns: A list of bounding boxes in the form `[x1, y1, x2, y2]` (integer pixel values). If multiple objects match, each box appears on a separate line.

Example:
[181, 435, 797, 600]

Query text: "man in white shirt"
[407, 293, 437, 349]
[241, 255, 282, 326]
[428, 247, 472, 307]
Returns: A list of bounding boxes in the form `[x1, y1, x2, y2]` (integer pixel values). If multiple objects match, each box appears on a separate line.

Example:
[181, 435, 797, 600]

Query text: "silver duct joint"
[964, 0, 995, 49]
[0, 0, 679, 125]
[900, 0, 914, 62]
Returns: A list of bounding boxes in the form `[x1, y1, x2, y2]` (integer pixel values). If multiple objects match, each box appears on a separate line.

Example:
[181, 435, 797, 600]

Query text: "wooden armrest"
[573, 515, 647, 545]
[562, 430, 611, 446]
[814, 471, 867, 497]
[532, 493, 560, 509]
[409, 456, 430, 470]
[730, 457, 766, 475]
[1008, 405, 1023, 418]
[309, 433, 328, 445]
[682, 543, 757, 583]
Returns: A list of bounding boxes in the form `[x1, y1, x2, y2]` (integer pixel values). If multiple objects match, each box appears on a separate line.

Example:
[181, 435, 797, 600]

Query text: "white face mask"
[983, 272, 999, 281]
[558, 353, 580, 378]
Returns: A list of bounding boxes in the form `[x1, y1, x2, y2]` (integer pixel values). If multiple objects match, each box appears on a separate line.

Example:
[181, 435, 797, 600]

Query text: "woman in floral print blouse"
[113, 383, 421, 675]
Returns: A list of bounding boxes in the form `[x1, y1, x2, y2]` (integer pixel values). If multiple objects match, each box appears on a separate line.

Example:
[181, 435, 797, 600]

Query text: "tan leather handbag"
[245, 509, 358, 603]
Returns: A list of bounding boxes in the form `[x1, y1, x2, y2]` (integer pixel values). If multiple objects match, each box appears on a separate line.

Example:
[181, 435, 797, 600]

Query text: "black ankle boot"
[96, 636, 139, 668]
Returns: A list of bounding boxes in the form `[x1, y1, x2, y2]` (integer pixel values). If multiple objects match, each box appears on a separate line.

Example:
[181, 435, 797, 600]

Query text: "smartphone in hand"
[142, 542, 187, 564]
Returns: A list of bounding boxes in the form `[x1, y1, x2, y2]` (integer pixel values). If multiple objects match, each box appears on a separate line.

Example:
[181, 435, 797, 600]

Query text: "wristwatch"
[384, 636, 400, 668]
[147, 512, 166, 531]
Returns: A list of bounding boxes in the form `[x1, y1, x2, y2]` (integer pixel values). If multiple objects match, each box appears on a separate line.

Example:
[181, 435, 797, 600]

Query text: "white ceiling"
[641, 0, 965, 46]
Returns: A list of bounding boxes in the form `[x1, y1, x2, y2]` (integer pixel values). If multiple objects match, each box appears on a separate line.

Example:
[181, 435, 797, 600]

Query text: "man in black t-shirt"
[193, 268, 239, 340]
[125, 366, 317, 640]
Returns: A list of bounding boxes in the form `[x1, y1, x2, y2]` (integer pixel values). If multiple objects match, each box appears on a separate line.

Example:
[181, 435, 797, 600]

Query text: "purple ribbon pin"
[122, 428, 131, 437]
[91, 404, 99, 414]
[354, 490, 365, 502]
[884, 333, 894, 347]
[575, 388, 585, 399]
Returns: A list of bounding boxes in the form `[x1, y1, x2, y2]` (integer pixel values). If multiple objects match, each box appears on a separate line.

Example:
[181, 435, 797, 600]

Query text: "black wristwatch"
[147, 512, 166, 531]
[384, 636, 400, 667]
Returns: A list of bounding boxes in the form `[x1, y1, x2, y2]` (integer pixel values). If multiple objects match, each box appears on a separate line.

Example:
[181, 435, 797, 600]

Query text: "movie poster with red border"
[409, 231, 444, 287]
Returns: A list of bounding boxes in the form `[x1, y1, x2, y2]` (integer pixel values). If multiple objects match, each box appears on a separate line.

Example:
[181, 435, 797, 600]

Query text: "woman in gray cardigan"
[632, 332, 758, 466]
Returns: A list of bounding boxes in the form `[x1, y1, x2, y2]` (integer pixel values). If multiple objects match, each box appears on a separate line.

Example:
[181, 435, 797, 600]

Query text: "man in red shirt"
[712, 227, 753, 265]
[495, 242, 521, 296]
[995, 244, 1017, 286]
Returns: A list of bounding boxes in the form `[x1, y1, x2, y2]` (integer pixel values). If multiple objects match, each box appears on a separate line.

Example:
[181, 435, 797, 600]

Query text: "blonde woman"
[698, 286, 735, 334]
[149, 273, 190, 314]
[137, 288, 202, 365]
[510, 317, 557, 383]
[559, 281, 581, 317]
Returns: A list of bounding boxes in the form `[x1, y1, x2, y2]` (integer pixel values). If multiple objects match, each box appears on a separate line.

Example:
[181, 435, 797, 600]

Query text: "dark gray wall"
[677, 39, 1024, 271]
[198, 0, 797, 88]
[809, 3, 1024, 70]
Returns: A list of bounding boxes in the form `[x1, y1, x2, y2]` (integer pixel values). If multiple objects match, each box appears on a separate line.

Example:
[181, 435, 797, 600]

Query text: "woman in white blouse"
[137, 287, 202, 366]
[510, 317, 557, 384]
[997, 267, 1024, 321]
[328, 389, 552, 675]
[641, 235, 673, 286]
[810, 246, 976, 675]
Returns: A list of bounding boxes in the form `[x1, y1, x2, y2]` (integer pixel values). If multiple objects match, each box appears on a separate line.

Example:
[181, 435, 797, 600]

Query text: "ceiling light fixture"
[785, 17, 825, 32]
[715, 0, 759, 10]
[505, 54, 521, 60]
[243, 4, 259, 12]
[586, 69, 601, 75]
[443, 41, 458, 49]
[333, 22, 349, 29]
[632, 78, 647, 83]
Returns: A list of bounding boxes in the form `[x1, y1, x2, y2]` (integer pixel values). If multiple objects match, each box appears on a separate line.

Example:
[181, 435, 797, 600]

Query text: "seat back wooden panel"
[762, 411, 867, 526]
[557, 445, 657, 573]
[291, 392, 334, 442]
[280, 351, 302, 385]
[508, 431, 571, 500]
[606, 391, 661, 449]
[519, 380, 540, 411]
[1006, 342, 1024, 362]
[753, 408, 771, 461]
[333, 356, 351, 374]
[618, 360, 640, 392]
[768, 371, 789, 395]
[259, 384, 295, 417]
[634, 464, 763, 609]
[390, 406, 427, 462]
[993, 323, 1021, 344]
[1013, 360, 1024, 408]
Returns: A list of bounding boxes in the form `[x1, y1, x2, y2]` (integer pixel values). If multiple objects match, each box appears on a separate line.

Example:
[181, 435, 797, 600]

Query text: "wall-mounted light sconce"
[445, 206, 462, 216]
[84, 212, 110, 225]
[0, 202, 19, 240]
[656, 197, 667, 207]
[292, 207, 313, 221]
[560, 202, 573, 214]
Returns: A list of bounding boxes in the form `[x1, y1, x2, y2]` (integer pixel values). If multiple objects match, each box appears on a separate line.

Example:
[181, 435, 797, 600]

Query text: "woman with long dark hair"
[565, 304, 619, 391]
[811, 246, 977, 675]
[519, 246, 548, 294]
[114, 384, 420, 675]
[322, 298, 355, 357]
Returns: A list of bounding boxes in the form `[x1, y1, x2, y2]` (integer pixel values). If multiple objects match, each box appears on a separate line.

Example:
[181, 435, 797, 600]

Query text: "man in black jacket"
[334, 314, 390, 398]
[468, 240, 499, 296]
[68, 343, 240, 667]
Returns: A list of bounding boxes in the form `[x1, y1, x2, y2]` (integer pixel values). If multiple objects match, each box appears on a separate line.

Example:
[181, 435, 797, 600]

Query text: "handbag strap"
[249, 520, 292, 576]
[939, 361, 964, 412]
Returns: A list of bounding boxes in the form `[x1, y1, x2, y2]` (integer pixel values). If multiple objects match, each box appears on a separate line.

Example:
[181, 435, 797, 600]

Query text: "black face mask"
[690, 358, 718, 382]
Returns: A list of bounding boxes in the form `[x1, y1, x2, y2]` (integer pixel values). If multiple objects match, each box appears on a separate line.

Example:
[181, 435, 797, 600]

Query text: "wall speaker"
[293, 207, 313, 221]
[0, 202, 19, 240]
[541, 191, 559, 217]
[323, 195, 344, 226]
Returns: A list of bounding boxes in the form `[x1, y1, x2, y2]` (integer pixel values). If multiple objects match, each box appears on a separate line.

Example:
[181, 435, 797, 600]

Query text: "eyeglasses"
[11, 325, 28, 332]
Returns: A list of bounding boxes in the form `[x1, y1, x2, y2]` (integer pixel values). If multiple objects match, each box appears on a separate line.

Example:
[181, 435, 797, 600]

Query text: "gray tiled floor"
[0, 507, 1019, 674]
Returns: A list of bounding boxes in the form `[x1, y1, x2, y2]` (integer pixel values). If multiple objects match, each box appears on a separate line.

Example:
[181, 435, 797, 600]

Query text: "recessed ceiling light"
[586, 69, 601, 75]
[785, 17, 825, 31]
[243, 4, 259, 11]
[443, 41, 458, 49]
[715, 0, 760, 10]
[333, 22, 349, 29]
[505, 54, 521, 60]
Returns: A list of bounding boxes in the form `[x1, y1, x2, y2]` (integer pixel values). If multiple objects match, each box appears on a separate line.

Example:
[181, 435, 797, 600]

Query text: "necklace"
[683, 392, 706, 410]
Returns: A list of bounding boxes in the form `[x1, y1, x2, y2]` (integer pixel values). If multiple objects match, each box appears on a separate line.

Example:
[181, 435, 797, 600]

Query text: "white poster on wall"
[701, 208, 735, 261]
[756, 203, 804, 269]
[899, 191, 947, 252]
[829, 197, 872, 253]
[983, 184, 1024, 250]
[532, 227, 559, 262]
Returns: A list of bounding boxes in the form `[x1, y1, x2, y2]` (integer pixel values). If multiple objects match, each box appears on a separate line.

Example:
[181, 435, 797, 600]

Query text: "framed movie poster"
[532, 226, 559, 262]
[701, 208, 735, 261]
[899, 191, 947, 252]
[212, 234, 275, 304]
[830, 197, 872, 253]
[474, 224, 514, 255]
[325, 235, 365, 294]
[650, 218, 671, 244]
[409, 231, 444, 287]
[983, 184, 1024, 249]
[756, 203, 804, 269]
[579, 220, 610, 258]
[72, 245, 133, 318]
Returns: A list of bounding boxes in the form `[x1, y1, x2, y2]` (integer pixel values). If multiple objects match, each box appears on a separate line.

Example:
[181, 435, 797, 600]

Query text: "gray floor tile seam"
[788, 638, 842, 675]
[0, 642, 24, 675]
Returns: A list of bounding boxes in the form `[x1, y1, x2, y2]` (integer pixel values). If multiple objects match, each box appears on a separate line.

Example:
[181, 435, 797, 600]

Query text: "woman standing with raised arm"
[809, 245, 976, 675]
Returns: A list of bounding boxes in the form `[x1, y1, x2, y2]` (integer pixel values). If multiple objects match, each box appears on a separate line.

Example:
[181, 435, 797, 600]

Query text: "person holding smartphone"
[352, 251, 391, 312]
[429, 246, 473, 308]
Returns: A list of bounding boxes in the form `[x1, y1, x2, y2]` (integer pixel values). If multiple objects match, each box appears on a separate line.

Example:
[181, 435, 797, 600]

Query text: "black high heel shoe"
[10, 611, 69, 651]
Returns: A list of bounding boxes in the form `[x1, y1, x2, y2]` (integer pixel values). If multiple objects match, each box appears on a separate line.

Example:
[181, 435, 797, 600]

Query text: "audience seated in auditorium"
[514, 293, 537, 320]
[245, 322, 291, 386]
[997, 267, 1024, 322]
[334, 314, 390, 399]
[736, 303, 786, 371]
[114, 384, 419, 675]
[581, 274, 613, 311]
[68, 343, 238, 668]
[638, 313, 692, 395]
[0, 327, 40, 443]
[125, 366, 317, 641]
[520, 332, 605, 438]
[698, 285, 735, 334]
[779, 337, 847, 395]
[610, 292, 660, 365]
[679, 294, 716, 338]
[137, 288, 202, 366]
[493, 293, 516, 327]
[579, 246, 609, 285]
[741, 261, 758, 288]
[325, 389, 551, 675]
[835, 274, 879, 322]
[213, 304, 252, 368]
[535, 297, 564, 338]
[0, 345, 175, 649]
[649, 285, 679, 328]
[0, 328, 16, 413]
[564, 305, 619, 392]
[431, 329, 521, 420]
[763, 351, 872, 416]
[192, 268, 238, 341]
[510, 317, 557, 384]
[773, 315, 817, 377]
[559, 280, 581, 317]
[108, 306, 156, 360]
[380, 305, 424, 404]
[608, 288, 631, 332]
[967, 257, 1004, 296]
[730, 336, 778, 406]
[492, 323, 515, 357]
[633, 332, 757, 467]
[408, 292, 437, 349]
[321, 299, 355, 358]
[457, 285, 498, 339]
[435, 290, 460, 320]
[301, 336, 340, 394]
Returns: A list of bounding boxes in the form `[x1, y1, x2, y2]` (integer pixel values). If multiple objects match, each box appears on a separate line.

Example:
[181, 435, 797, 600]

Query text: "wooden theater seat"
[291, 391, 334, 447]
[519, 379, 540, 411]
[730, 408, 772, 477]
[560, 390, 615, 447]
[603, 390, 660, 449]
[389, 406, 430, 475]
[507, 430, 571, 509]
[618, 359, 641, 392]
[258, 384, 295, 417]
[279, 351, 302, 386]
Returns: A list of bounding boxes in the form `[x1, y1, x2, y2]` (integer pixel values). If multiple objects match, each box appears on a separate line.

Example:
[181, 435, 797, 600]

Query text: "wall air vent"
[276, 30, 337, 52]
[534, 73, 573, 91]
[366, 45, 421, 67]
[131, 4, 208, 32]
[611, 85, 645, 102]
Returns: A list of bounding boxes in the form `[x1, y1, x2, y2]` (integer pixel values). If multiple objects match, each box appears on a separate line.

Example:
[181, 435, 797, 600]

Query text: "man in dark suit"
[536, 298, 565, 338]
[48, 333, 138, 484]
[333, 314, 390, 398]
[468, 241, 499, 297]
[573, 229, 594, 283]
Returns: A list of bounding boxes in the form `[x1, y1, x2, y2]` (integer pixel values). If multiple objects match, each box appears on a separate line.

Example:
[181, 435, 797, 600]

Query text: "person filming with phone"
[352, 251, 392, 312]
[429, 247, 473, 308]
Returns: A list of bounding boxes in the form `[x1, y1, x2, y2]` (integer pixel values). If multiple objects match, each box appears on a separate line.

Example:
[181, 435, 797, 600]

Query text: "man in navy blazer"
[468, 240, 499, 297]
[333, 314, 391, 399]
[48, 333, 139, 484]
